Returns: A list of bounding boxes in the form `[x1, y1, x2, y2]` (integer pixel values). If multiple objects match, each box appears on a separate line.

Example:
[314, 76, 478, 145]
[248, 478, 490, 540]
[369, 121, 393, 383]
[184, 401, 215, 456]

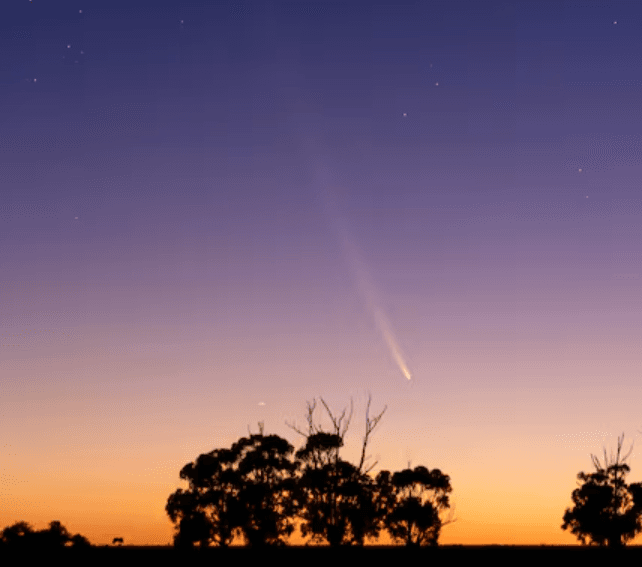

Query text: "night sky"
[2, 0, 642, 546]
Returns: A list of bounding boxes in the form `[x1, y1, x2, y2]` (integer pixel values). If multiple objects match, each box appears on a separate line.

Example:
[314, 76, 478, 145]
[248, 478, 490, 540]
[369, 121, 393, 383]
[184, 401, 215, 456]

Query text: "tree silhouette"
[1, 521, 35, 549]
[286, 395, 386, 546]
[167, 395, 458, 548]
[375, 466, 455, 546]
[167, 424, 300, 548]
[33, 520, 72, 548]
[229, 422, 300, 547]
[166, 447, 245, 547]
[0, 520, 91, 549]
[562, 433, 642, 547]
[112, 537, 124, 546]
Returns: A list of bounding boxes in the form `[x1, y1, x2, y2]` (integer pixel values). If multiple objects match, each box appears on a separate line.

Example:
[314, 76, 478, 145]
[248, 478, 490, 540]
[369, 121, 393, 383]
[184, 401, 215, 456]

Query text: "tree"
[229, 422, 299, 547]
[0, 520, 91, 549]
[33, 520, 72, 548]
[286, 395, 386, 546]
[294, 433, 374, 546]
[1, 521, 35, 549]
[112, 537, 124, 546]
[167, 426, 299, 548]
[166, 447, 245, 547]
[561, 433, 642, 547]
[375, 466, 455, 546]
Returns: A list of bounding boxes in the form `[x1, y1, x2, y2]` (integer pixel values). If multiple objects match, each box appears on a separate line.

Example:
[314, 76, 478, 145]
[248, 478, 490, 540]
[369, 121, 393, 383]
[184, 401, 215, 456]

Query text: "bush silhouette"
[69, 533, 92, 548]
[1, 521, 35, 549]
[0, 520, 91, 549]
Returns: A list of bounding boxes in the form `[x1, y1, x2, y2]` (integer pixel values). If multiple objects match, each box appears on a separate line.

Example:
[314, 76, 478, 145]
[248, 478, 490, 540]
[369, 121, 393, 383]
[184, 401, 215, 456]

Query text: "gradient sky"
[2, 0, 642, 547]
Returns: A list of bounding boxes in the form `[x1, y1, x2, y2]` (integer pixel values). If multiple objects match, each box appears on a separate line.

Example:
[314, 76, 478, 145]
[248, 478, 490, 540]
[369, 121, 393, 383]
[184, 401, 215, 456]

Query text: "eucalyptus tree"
[167, 423, 299, 548]
[375, 465, 455, 547]
[229, 422, 300, 546]
[562, 433, 642, 548]
[286, 395, 387, 546]
[166, 447, 245, 547]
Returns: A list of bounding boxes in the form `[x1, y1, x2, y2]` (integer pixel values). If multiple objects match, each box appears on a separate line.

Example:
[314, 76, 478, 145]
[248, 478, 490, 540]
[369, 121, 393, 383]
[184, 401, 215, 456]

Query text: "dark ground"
[5, 545, 642, 567]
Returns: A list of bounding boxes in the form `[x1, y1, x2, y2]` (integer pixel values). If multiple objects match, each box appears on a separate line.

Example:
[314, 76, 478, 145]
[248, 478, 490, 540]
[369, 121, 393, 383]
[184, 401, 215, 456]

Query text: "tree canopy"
[229, 423, 299, 546]
[562, 433, 642, 547]
[166, 447, 245, 547]
[375, 466, 455, 546]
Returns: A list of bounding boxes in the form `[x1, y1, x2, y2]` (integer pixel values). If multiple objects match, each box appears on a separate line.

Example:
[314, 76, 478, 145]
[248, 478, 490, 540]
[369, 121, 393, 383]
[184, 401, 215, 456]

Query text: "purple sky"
[2, 0, 642, 546]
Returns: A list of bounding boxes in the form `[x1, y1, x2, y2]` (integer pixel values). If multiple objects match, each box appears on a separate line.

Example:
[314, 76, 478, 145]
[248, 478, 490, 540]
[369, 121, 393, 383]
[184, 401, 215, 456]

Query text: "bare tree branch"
[285, 394, 387, 477]
[285, 421, 308, 438]
[308, 399, 318, 434]
[318, 396, 353, 439]
[285, 399, 318, 438]
[364, 460, 379, 475]
[357, 393, 387, 473]
[442, 502, 458, 526]
[591, 433, 634, 472]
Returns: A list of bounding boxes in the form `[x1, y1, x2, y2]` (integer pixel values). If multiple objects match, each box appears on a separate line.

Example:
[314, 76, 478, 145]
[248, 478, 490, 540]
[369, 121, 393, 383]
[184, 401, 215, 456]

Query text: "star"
[578, 168, 582, 172]
[435, 82, 439, 86]
[613, 21, 617, 24]
[79, 10, 83, 14]
[67, 44, 71, 48]
[75, 217, 79, 220]
[403, 112, 407, 117]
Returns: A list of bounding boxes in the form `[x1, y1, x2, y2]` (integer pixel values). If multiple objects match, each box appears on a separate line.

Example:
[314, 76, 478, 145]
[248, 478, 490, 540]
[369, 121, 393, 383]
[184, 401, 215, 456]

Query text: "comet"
[313, 166, 413, 382]
[373, 307, 413, 381]
[294, 130, 414, 382]
[338, 227, 413, 381]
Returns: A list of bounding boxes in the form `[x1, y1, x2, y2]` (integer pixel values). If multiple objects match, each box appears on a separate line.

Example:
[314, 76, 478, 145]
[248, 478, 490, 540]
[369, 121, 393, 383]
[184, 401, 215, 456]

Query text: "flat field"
[5, 545, 642, 567]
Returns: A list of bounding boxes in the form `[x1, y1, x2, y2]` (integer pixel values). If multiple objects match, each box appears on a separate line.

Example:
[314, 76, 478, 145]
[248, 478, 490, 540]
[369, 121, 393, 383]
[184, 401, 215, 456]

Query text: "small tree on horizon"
[562, 433, 642, 548]
[375, 465, 455, 546]
[0, 520, 91, 549]
[0, 521, 35, 549]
